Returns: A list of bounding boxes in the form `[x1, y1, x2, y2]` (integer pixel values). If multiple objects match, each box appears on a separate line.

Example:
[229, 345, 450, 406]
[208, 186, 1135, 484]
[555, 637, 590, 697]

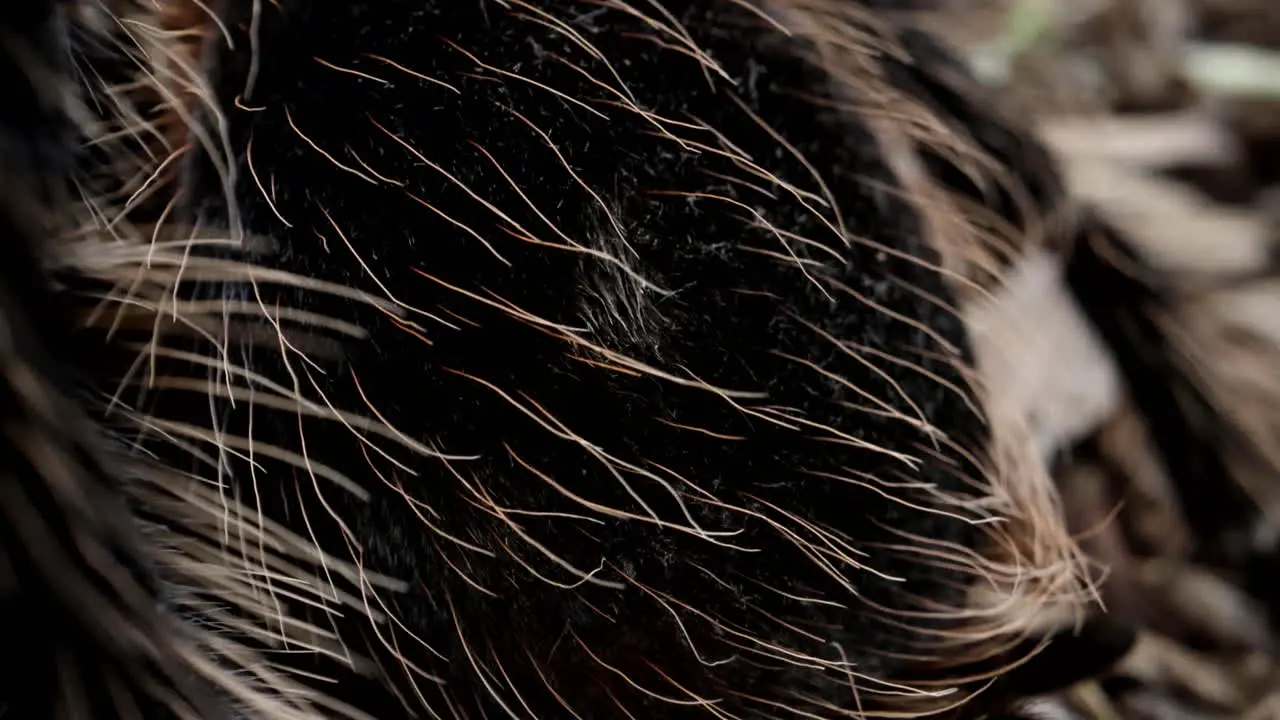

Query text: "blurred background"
[920, 2, 1280, 718]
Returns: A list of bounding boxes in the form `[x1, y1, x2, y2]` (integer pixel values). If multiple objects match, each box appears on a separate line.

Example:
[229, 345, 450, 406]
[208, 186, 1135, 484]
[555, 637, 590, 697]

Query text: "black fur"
[175, 2, 999, 716]
[3, 1, 1099, 718]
